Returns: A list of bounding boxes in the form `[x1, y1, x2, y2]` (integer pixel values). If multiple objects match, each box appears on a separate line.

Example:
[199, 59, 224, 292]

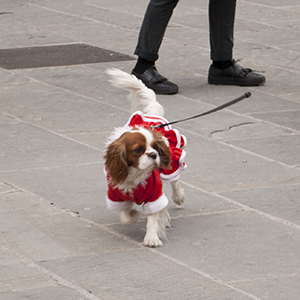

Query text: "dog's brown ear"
[104, 141, 129, 186]
[153, 131, 171, 169]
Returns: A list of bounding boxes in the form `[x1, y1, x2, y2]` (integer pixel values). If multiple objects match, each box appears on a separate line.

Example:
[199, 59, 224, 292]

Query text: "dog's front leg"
[171, 180, 185, 206]
[143, 212, 162, 247]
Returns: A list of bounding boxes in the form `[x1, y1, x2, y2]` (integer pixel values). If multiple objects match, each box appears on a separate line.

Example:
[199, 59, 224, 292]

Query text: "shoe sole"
[132, 73, 178, 95]
[147, 84, 178, 95]
[208, 76, 265, 86]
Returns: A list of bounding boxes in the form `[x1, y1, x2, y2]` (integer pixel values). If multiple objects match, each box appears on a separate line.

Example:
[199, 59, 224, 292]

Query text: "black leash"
[150, 92, 251, 130]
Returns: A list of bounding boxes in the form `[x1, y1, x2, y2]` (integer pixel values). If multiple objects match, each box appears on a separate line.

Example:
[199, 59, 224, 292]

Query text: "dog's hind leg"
[119, 203, 141, 225]
[171, 180, 185, 206]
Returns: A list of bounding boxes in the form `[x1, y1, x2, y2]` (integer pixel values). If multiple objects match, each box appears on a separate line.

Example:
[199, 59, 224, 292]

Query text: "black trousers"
[134, 0, 236, 62]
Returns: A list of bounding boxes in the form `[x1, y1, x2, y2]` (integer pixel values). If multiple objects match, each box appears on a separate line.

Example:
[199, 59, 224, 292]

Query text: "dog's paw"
[172, 187, 185, 206]
[143, 235, 163, 247]
[120, 209, 141, 225]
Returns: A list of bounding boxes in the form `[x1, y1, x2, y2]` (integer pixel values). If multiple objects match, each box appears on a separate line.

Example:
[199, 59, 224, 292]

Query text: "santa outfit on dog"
[105, 111, 187, 214]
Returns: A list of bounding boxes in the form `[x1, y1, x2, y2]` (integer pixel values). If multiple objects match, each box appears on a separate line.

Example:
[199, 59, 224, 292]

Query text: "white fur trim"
[106, 196, 133, 211]
[126, 111, 172, 130]
[143, 193, 169, 215]
[181, 134, 187, 149]
[160, 150, 187, 183]
[104, 125, 131, 148]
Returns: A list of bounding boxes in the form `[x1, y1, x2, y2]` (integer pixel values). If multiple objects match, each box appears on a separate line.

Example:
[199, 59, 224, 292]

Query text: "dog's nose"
[148, 152, 157, 160]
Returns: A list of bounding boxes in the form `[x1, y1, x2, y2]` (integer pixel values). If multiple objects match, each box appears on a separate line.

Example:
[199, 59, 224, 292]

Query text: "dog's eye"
[153, 143, 159, 151]
[134, 147, 144, 154]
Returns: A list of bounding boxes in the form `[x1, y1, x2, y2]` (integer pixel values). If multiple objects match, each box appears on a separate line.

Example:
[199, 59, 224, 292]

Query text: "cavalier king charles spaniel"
[104, 68, 187, 247]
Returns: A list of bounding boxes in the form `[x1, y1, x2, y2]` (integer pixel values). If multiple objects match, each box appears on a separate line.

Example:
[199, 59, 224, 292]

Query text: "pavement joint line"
[239, 0, 300, 12]
[214, 132, 299, 142]
[244, 87, 299, 102]
[227, 272, 300, 285]
[1, 110, 104, 152]
[169, 208, 242, 219]
[266, 62, 300, 74]
[181, 180, 300, 231]
[238, 2, 300, 33]
[0, 245, 102, 300]
[0, 161, 103, 174]
[247, 108, 300, 115]
[28, 3, 139, 32]
[101, 208, 242, 227]
[208, 182, 300, 194]
[86, 2, 146, 19]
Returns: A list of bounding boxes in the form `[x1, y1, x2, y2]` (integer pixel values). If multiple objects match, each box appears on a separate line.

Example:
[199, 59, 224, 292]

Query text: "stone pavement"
[0, 0, 300, 299]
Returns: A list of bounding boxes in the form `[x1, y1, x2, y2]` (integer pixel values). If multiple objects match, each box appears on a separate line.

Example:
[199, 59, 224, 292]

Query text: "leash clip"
[150, 124, 163, 131]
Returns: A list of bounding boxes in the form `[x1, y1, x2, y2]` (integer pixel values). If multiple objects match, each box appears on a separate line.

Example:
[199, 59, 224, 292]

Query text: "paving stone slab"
[237, 2, 300, 26]
[38, 249, 255, 300]
[0, 164, 108, 224]
[30, 0, 143, 31]
[0, 249, 56, 293]
[225, 134, 300, 167]
[215, 90, 300, 116]
[154, 211, 300, 283]
[13, 65, 135, 109]
[0, 123, 101, 171]
[0, 287, 92, 300]
[230, 274, 300, 300]
[221, 185, 300, 225]
[0, 30, 75, 49]
[0, 189, 138, 261]
[0, 78, 129, 137]
[164, 181, 240, 218]
[243, 0, 300, 6]
[250, 110, 300, 132]
[10, 3, 91, 28]
[181, 133, 300, 192]
[44, 22, 138, 52]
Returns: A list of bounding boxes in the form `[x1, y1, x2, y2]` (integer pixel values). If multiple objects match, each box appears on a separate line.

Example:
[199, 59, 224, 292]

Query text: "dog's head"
[104, 127, 171, 186]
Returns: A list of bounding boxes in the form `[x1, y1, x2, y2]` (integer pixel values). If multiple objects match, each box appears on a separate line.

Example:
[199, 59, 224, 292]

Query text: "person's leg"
[134, 0, 179, 65]
[132, 0, 180, 95]
[208, 0, 265, 86]
[209, 0, 236, 64]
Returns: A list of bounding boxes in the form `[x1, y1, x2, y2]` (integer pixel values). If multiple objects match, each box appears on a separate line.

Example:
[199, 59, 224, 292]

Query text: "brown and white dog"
[104, 68, 187, 247]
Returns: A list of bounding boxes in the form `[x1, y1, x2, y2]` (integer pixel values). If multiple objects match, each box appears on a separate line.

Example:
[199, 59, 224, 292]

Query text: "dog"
[104, 68, 187, 247]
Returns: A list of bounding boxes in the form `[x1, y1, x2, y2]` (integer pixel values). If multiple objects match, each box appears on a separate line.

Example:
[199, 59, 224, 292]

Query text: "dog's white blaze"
[136, 128, 160, 170]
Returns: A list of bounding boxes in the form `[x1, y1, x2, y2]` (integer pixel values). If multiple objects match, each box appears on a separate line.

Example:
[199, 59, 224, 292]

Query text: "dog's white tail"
[106, 68, 164, 116]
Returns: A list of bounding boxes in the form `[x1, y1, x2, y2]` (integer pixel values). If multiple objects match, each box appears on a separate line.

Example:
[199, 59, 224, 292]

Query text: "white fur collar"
[104, 125, 131, 148]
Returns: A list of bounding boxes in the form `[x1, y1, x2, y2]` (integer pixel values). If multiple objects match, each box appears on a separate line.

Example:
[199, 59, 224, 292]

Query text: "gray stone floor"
[0, 0, 300, 299]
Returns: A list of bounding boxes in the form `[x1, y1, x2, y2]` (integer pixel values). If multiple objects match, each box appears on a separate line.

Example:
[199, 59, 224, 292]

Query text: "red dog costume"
[105, 111, 187, 214]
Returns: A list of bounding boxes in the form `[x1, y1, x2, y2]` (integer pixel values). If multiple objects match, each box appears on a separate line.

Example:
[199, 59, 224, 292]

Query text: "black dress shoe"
[208, 60, 266, 86]
[132, 66, 178, 95]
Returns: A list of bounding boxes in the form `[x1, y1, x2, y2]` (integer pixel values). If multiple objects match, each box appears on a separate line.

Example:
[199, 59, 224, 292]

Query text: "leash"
[150, 92, 251, 130]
